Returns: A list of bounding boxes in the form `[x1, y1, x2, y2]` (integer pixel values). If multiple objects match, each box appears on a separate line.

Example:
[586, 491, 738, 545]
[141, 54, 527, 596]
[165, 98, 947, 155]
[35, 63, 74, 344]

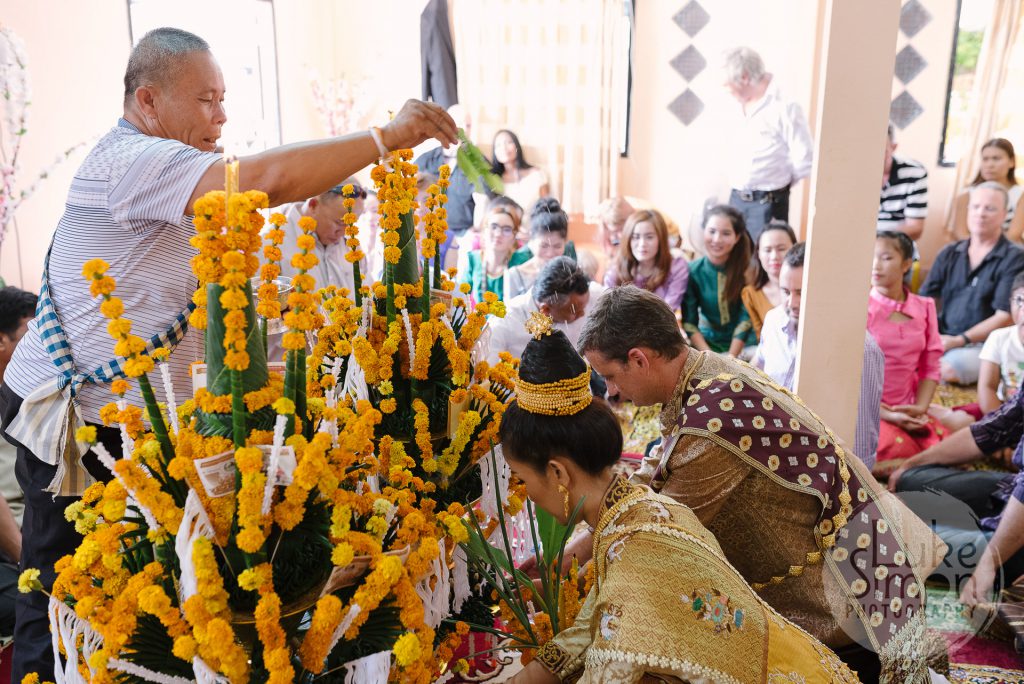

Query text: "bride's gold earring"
[558, 484, 570, 518]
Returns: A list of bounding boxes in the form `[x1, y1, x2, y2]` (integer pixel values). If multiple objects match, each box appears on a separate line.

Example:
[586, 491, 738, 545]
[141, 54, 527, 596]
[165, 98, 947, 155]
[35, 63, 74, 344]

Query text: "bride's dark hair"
[500, 329, 622, 474]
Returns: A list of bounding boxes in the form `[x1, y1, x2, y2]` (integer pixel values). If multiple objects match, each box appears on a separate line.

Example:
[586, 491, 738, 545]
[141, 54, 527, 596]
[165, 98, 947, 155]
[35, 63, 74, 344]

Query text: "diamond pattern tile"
[673, 0, 710, 38]
[668, 89, 704, 126]
[670, 45, 707, 82]
[894, 44, 927, 84]
[890, 90, 924, 129]
[900, 0, 932, 38]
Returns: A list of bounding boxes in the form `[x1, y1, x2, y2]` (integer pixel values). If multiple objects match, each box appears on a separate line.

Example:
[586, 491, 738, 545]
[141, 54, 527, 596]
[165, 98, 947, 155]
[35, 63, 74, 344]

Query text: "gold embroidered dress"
[627, 350, 943, 683]
[537, 478, 859, 683]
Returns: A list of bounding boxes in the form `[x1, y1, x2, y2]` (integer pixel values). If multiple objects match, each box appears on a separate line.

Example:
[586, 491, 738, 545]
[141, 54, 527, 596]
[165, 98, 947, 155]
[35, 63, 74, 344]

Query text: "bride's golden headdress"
[514, 312, 593, 416]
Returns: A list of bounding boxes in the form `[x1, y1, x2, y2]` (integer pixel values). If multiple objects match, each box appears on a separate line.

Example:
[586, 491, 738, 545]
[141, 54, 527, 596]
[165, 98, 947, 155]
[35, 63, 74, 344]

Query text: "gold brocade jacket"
[625, 350, 940, 683]
[537, 478, 860, 683]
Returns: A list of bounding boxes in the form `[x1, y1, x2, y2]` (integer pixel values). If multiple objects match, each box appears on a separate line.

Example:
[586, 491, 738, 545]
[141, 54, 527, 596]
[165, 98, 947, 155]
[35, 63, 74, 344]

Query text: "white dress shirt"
[728, 85, 814, 192]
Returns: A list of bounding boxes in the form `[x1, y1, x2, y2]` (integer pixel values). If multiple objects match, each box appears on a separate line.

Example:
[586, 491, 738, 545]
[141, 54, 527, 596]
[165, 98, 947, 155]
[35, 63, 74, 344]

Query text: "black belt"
[733, 186, 789, 202]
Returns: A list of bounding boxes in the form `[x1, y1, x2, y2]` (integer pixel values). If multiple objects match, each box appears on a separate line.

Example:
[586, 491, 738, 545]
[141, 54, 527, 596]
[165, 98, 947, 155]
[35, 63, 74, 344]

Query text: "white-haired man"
[0, 27, 456, 679]
[722, 46, 813, 243]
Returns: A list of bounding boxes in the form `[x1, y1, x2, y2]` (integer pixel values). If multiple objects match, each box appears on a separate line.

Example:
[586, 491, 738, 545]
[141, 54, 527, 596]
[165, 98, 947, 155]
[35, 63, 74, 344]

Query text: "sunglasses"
[328, 185, 367, 200]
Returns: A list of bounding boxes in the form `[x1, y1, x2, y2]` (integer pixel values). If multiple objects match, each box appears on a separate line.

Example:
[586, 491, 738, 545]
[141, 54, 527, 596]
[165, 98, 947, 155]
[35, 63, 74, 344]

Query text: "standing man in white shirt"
[723, 47, 814, 243]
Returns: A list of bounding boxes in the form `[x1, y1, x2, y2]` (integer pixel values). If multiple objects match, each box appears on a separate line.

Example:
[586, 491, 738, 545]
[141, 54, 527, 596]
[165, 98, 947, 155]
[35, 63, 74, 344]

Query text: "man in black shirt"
[920, 181, 1024, 383]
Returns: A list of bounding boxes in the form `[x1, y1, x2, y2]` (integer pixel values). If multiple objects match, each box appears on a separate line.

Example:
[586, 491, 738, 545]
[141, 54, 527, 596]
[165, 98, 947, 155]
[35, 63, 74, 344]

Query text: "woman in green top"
[683, 204, 756, 355]
[459, 201, 520, 304]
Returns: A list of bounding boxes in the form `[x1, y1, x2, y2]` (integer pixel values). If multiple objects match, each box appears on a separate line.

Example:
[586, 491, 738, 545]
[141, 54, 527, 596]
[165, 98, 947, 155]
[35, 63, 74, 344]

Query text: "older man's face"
[152, 51, 227, 152]
[967, 187, 1008, 240]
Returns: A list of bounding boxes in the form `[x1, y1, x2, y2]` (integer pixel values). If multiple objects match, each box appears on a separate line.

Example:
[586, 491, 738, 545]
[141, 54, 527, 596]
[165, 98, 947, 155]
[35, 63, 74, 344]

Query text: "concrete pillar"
[793, 0, 900, 447]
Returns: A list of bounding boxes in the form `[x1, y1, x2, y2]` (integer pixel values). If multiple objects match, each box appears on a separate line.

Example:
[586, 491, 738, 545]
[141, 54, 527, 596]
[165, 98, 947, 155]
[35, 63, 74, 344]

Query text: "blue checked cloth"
[7, 248, 193, 495]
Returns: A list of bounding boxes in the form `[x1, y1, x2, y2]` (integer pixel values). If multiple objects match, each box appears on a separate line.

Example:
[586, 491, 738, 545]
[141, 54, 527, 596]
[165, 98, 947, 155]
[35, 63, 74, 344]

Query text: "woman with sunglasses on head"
[458, 198, 521, 304]
[503, 319, 858, 684]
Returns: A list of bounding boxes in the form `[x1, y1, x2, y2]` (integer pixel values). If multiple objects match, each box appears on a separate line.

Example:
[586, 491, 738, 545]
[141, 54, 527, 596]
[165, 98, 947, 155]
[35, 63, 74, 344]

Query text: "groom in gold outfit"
[537, 286, 947, 684]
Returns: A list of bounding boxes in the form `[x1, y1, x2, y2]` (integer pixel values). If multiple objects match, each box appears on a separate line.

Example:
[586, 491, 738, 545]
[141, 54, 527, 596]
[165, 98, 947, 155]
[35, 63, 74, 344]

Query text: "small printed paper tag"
[194, 450, 235, 498]
[194, 445, 297, 498]
[430, 288, 453, 313]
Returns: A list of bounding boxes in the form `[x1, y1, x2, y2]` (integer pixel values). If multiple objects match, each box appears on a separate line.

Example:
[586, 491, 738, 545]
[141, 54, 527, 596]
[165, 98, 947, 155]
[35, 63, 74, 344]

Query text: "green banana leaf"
[456, 128, 503, 195]
[203, 280, 269, 396]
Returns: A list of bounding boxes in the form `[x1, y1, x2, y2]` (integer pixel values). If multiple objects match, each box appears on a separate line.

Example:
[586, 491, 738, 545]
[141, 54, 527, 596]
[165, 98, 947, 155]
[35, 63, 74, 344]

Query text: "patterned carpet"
[929, 586, 1024, 682]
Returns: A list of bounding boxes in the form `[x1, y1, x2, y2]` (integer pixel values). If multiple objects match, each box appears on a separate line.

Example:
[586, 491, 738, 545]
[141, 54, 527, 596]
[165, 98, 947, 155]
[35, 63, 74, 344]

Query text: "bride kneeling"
[504, 319, 859, 684]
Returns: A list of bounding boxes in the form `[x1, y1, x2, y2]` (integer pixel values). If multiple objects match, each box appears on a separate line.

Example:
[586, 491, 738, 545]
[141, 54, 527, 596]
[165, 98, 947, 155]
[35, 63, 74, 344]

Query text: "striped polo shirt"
[6, 119, 219, 423]
[877, 155, 928, 229]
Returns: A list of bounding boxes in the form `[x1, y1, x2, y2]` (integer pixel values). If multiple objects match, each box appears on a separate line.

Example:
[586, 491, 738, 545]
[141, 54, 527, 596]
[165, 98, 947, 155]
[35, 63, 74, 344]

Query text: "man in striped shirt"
[0, 27, 456, 680]
[877, 123, 928, 241]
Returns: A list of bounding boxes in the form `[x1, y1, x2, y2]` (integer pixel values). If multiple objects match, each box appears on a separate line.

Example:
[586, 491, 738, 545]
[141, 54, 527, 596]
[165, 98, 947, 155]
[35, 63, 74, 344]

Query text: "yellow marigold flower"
[21, 675, 41, 684]
[221, 251, 245, 270]
[296, 234, 316, 252]
[172, 635, 198, 661]
[110, 379, 130, 396]
[75, 426, 97, 444]
[106, 318, 132, 339]
[123, 355, 155, 378]
[113, 335, 146, 357]
[99, 297, 123, 319]
[18, 568, 42, 593]
[81, 259, 109, 279]
[384, 246, 401, 264]
[458, 282, 471, 294]
[379, 398, 397, 414]
[377, 379, 394, 396]
[151, 347, 170, 361]
[331, 543, 354, 567]
[272, 397, 296, 415]
[392, 632, 421, 667]
[297, 216, 317, 233]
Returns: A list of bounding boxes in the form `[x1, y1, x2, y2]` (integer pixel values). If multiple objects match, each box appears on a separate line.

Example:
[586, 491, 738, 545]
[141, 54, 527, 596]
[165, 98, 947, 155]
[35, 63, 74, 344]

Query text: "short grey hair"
[970, 180, 1010, 210]
[723, 46, 766, 84]
[124, 28, 210, 103]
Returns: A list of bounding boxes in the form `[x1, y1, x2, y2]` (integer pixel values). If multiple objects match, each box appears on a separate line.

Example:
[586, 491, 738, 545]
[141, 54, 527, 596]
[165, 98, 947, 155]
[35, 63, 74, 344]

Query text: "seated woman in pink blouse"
[603, 209, 689, 312]
[868, 231, 949, 475]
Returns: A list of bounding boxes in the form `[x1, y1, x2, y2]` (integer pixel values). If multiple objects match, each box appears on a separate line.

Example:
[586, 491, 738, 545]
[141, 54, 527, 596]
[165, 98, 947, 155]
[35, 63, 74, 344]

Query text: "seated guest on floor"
[919, 181, 1024, 385]
[868, 231, 951, 476]
[877, 123, 928, 241]
[889, 383, 1024, 605]
[977, 272, 1024, 415]
[595, 196, 634, 263]
[456, 194, 523, 277]
[683, 205, 756, 356]
[503, 321, 859, 684]
[603, 209, 688, 314]
[458, 198, 520, 305]
[487, 256, 604, 365]
[489, 129, 549, 224]
[278, 178, 366, 292]
[950, 138, 1024, 243]
[505, 197, 574, 300]
[753, 242, 883, 468]
[742, 220, 797, 339]
[564, 285, 944, 682]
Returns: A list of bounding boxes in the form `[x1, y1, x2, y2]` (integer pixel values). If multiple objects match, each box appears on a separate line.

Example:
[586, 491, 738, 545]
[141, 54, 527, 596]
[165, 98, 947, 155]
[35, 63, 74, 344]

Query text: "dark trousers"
[729, 186, 791, 244]
[833, 641, 882, 684]
[0, 384, 119, 682]
[895, 464, 1024, 591]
